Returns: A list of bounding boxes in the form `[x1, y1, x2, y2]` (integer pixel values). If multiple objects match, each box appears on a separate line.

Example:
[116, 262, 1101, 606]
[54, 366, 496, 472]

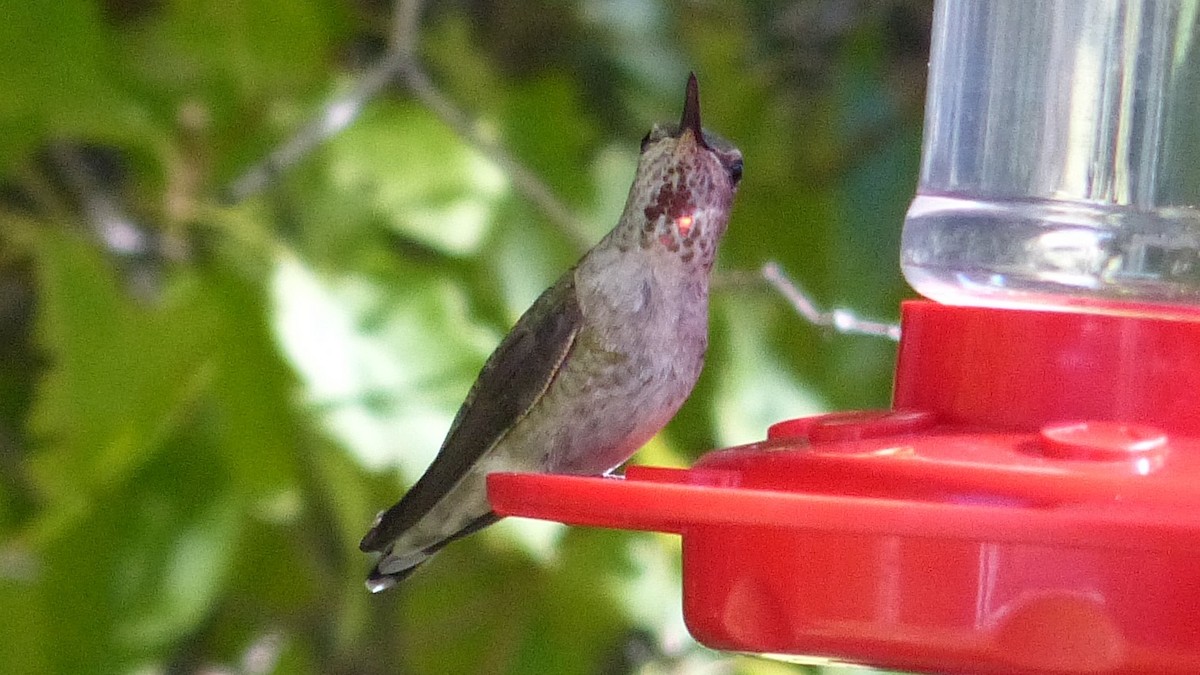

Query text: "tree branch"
[760, 261, 901, 341]
[224, 0, 592, 252]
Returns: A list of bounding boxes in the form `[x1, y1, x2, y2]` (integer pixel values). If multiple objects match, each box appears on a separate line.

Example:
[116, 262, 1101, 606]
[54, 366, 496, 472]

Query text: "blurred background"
[0, 0, 925, 672]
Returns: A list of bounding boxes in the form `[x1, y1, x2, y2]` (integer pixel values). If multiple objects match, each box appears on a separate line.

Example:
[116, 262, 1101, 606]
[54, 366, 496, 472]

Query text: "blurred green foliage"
[0, 0, 926, 673]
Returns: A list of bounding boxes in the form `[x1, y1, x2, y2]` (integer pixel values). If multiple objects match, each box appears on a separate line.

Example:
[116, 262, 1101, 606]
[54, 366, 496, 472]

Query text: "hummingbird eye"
[640, 131, 652, 152]
[728, 158, 743, 185]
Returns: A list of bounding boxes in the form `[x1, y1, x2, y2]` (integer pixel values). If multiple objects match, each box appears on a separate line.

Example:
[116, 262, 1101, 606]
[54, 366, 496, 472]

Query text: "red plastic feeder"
[489, 301, 1200, 674]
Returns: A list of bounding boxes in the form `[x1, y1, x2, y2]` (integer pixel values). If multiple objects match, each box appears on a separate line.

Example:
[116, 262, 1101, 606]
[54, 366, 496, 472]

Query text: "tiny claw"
[366, 573, 397, 594]
[680, 72, 706, 146]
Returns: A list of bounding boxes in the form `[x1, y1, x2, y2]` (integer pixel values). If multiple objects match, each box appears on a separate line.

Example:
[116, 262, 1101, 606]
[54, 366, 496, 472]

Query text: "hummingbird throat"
[639, 162, 713, 263]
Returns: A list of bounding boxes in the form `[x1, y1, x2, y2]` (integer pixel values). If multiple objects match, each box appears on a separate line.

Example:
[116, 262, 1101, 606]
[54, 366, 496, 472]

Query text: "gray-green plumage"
[360, 74, 743, 591]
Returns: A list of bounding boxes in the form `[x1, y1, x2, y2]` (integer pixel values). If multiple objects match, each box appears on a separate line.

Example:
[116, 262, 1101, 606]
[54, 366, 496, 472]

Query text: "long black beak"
[680, 72, 707, 147]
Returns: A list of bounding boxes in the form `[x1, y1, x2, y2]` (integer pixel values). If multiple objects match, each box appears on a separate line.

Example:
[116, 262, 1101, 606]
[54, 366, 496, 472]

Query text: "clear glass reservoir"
[902, 0, 1200, 311]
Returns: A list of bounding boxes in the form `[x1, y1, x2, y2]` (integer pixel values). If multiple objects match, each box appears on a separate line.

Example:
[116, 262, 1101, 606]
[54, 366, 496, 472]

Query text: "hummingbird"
[360, 73, 743, 592]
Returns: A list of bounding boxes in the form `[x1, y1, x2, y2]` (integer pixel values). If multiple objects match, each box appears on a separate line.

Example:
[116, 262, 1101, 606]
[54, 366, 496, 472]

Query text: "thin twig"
[388, 0, 590, 250]
[760, 261, 901, 341]
[48, 144, 174, 299]
[391, 0, 422, 57]
[393, 59, 592, 251]
[223, 0, 593, 252]
[50, 144, 151, 258]
[221, 53, 406, 204]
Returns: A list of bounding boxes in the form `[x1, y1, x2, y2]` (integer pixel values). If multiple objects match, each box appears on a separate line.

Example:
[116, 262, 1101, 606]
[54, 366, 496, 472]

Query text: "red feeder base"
[488, 301, 1200, 674]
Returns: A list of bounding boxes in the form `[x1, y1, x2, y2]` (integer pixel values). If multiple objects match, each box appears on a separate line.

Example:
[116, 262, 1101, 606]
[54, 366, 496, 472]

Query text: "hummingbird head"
[621, 73, 743, 269]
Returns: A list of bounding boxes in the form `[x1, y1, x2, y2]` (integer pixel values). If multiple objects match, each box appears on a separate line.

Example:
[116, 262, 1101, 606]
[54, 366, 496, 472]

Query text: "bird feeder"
[489, 1, 1200, 672]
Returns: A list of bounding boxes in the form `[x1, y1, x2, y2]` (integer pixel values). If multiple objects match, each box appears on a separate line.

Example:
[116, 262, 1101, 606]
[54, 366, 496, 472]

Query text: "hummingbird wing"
[359, 270, 584, 553]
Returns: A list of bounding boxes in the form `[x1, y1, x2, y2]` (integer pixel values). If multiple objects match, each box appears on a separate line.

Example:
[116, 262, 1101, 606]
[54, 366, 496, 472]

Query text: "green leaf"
[26, 230, 214, 534]
[201, 267, 305, 498]
[135, 0, 341, 93]
[27, 430, 246, 672]
[0, 2, 142, 170]
[0, 566, 51, 675]
[269, 252, 498, 476]
[112, 473, 242, 651]
[711, 294, 827, 448]
[501, 74, 599, 208]
[320, 102, 510, 256]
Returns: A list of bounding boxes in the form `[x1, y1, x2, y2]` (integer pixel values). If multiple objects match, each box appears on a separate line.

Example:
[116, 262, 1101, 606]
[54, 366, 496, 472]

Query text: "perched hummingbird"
[360, 74, 743, 591]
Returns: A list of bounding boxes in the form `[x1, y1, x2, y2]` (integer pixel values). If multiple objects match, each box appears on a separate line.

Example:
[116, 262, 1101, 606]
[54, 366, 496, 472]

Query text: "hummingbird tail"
[364, 512, 502, 592]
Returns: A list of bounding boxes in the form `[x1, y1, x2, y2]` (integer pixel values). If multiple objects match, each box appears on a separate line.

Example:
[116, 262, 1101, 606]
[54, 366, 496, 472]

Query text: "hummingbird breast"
[503, 245, 710, 475]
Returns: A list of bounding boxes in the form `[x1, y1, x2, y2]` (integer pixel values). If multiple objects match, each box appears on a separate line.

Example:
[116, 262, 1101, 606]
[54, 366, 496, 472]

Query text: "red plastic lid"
[893, 300, 1200, 435]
